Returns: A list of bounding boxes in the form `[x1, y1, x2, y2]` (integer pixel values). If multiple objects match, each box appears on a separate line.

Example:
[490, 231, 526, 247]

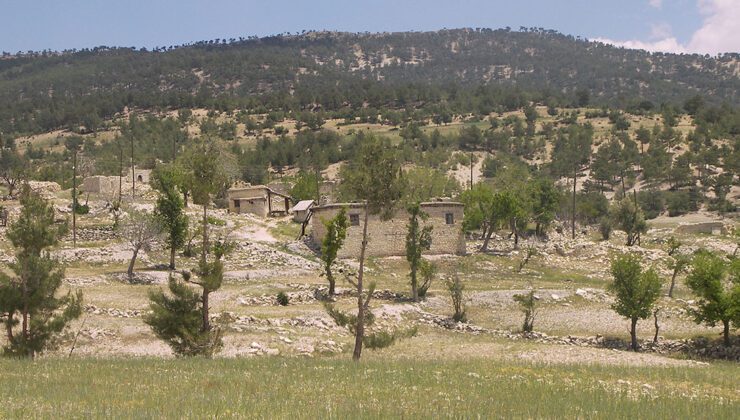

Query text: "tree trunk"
[5, 313, 13, 343]
[411, 268, 418, 302]
[571, 170, 577, 240]
[653, 309, 660, 344]
[22, 276, 28, 342]
[353, 205, 370, 362]
[118, 147, 123, 204]
[723, 319, 730, 347]
[481, 225, 494, 252]
[127, 247, 140, 278]
[327, 272, 335, 296]
[668, 269, 678, 298]
[169, 246, 176, 270]
[202, 289, 210, 332]
[131, 137, 136, 199]
[202, 204, 208, 261]
[630, 317, 638, 351]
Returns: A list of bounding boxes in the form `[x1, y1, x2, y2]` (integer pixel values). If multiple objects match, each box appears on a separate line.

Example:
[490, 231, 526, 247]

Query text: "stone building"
[227, 183, 292, 217]
[291, 200, 315, 223]
[82, 176, 119, 194]
[310, 201, 465, 258]
[128, 167, 151, 184]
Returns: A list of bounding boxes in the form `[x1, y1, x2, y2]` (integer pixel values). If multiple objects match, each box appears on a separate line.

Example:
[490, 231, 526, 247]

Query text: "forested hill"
[2, 28, 739, 135]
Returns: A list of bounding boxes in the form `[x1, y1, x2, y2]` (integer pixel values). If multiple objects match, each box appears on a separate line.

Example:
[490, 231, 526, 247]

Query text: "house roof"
[312, 201, 464, 212]
[228, 184, 293, 200]
[291, 200, 315, 212]
[236, 196, 266, 201]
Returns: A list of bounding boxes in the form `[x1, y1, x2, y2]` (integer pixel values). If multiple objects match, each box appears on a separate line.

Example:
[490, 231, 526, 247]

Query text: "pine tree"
[321, 207, 348, 296]
[145, 240, 231, 357]
[332, 134, 404, 361]
[153, 165, 189, 270]
[144, 274, 221, 357]
[406, 202, 433, 301]
[0, 185, 83, 358]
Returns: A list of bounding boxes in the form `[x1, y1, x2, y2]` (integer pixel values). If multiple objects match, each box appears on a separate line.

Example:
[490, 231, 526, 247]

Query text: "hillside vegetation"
[1, 28, 739, 136]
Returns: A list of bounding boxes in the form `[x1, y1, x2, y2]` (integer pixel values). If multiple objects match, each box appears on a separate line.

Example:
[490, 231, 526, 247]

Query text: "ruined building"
[310, 201, 465, 257]
[227, 183, 292, 217]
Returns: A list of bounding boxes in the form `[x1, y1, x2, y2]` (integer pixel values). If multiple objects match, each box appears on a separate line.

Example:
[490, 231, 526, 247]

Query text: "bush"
[637, 190, 664, 219]
[363, 327, 418, 349]
[206, 216, 226, 226]
[513, 290, 538, 332]
[560, 192, 609, 225]
[276, 292, 290, 306]
[599, 217, 612, 240]
[418, 260, 436, 299]
[446, 275, 467, 323]
[666, 191, 697, 217]
[73, 202, 90, 215]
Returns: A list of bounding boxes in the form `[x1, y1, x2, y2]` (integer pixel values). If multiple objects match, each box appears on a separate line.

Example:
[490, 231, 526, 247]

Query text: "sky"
[1, 0, 738, 55]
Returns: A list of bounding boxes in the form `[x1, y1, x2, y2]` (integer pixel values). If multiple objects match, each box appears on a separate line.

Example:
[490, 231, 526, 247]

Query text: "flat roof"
[312, 201, 463, 211]
[291, 200, 315, 211]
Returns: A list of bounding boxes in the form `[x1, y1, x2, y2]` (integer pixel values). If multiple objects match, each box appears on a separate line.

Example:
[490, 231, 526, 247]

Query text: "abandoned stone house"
[82, 176, 119, 194]
[310, 201, 466, 258]
[290, 200, 315, 223]
[227, 183, 292, 217]
[83, 167, 151, 195]
[129, 167, 152, 184]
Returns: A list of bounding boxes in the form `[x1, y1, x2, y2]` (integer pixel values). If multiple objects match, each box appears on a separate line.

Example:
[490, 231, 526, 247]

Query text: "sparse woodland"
[0, 28, 738, 417]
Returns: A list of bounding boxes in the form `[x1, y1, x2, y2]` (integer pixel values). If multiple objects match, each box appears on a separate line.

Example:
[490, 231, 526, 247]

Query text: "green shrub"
[446, 275, 467, 323]
[206, 216, 226, 226]
[599, 217, 612, 240]
[637, 190, 664, 219]
[73, 202, 90, 215]
[513, 290, 538, 332]
[276, 292, 290, 306]
[666, 191, 697, 217]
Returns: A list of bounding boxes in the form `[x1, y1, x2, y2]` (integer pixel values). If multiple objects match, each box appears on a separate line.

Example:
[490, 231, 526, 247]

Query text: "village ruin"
[310, 201, 466, 257]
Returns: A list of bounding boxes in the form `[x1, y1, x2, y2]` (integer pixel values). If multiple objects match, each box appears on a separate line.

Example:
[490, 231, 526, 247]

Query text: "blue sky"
[1, 0, 737, 54]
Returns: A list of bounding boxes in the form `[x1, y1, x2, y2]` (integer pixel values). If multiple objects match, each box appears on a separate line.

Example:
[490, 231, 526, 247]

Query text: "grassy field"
[1, 356, 737, 418]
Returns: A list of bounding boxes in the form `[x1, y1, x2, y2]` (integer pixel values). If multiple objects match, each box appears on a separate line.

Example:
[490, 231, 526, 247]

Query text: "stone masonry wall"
[311, 202, 465, 258]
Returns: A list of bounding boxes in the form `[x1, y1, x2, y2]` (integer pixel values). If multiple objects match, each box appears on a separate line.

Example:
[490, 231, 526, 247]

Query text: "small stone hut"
[310, 201, 465, 258]
[291, 200, 315, 223]
[227, 183, 292, 217]
[128, 167, 151, 184]
[82, 176, 119, 194]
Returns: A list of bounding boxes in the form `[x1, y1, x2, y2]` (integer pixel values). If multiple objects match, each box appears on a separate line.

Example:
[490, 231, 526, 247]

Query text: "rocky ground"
[0, 187, 738, 367]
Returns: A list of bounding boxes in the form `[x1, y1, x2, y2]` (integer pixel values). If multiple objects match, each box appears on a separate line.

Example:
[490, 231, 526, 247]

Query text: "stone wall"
[82, 176, 119, 194]
[676, 222, 727, 235]
[311, 202, 465, 257]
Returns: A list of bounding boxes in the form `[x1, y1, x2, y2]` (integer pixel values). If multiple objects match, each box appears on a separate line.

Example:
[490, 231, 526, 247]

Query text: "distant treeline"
[1, 28, 739, 136]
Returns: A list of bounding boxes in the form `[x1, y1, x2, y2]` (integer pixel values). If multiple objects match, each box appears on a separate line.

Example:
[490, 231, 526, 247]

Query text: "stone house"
[227, 183, 292, 217]
[82, 176, 119, 194]
[290, 200, 315, 223]
[310, 201, 465, 258]
[128, 167, 151, 184]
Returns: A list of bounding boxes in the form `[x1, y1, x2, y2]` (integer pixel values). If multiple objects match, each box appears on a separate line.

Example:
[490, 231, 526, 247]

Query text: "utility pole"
[131, 134, 135, 199]
[469, 152, 474, 190]
[72, 148, 77, 248]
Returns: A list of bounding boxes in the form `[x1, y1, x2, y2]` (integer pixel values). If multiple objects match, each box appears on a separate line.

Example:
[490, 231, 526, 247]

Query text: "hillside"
[1, 28, 739, 136]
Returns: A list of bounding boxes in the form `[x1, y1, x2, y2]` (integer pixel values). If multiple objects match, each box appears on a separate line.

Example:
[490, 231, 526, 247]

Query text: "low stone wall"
[311, 202, 466, 257]
[676, 222, 727, 236]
